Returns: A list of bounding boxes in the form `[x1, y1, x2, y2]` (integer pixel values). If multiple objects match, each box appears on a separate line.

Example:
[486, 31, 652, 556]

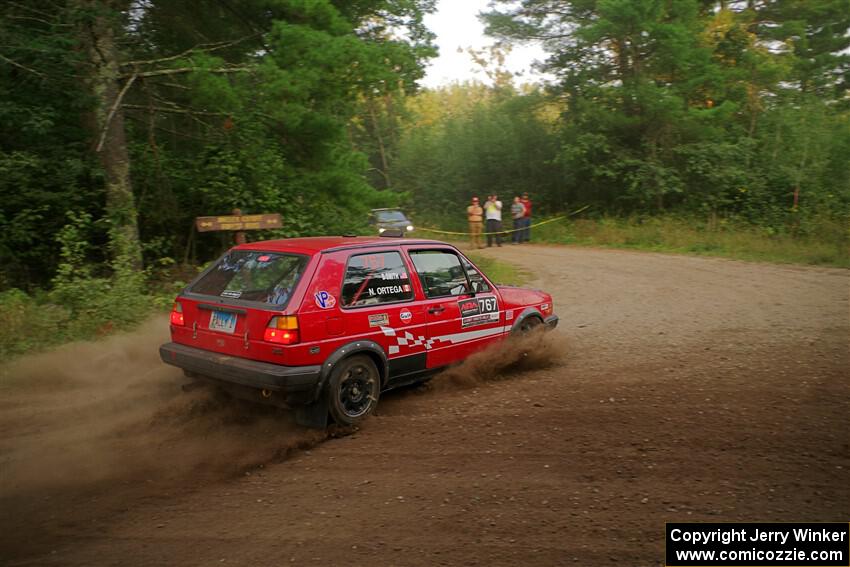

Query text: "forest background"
[1, 0, 848, 356]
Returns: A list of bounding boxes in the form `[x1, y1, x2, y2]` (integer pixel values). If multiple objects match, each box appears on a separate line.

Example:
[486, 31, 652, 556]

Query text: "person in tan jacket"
[466, 196, 484, 249]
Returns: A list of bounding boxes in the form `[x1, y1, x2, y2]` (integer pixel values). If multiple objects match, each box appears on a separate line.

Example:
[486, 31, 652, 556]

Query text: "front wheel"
[517, 315, 543, 333]
[326, 355, 381, 425]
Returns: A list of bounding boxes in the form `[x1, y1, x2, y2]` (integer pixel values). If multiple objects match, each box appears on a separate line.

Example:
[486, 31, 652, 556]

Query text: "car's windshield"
[374, 210, 407, 222]
[189, 251, 308, 306]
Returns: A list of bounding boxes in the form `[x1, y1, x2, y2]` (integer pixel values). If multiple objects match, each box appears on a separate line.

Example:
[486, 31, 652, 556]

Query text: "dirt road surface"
[2, 245, 848, 566]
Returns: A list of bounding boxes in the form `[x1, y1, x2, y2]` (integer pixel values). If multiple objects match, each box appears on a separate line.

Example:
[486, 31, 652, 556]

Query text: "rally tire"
[326, 355, 381, 425]
[518, 315, 543, 333]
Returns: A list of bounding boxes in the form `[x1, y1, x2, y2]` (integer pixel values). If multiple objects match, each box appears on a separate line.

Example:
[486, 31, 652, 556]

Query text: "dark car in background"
[369, 208, 414, 236]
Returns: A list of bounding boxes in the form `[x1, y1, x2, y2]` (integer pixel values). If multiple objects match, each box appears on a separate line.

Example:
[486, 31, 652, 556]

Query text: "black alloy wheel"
[327, 355, 380, 425]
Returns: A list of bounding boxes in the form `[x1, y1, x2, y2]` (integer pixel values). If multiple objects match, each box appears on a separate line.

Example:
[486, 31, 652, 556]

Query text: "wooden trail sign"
[195, 213, 281, 232]
[195, 209, 282, 245]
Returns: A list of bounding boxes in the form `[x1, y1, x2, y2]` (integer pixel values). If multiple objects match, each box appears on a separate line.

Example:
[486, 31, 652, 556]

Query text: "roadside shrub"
[48, 211, 154, 338]
[0, 289, 70, 359]
[0, 212, 167, 360]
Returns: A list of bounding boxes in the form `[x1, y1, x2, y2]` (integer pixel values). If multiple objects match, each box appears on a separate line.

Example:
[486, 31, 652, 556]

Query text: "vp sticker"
[399, 309, 412, 324]
[314, 291, 337, 309]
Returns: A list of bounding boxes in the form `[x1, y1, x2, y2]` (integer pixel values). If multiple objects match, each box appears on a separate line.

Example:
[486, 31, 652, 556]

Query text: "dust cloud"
[0, 315, 328, 498]
[0, 321, 565, 497]
[0, 318, 564, 558]
[433, 329, 567, 389]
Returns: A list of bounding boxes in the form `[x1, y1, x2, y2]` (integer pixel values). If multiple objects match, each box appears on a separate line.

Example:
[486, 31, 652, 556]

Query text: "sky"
[420, 0, 547, 88]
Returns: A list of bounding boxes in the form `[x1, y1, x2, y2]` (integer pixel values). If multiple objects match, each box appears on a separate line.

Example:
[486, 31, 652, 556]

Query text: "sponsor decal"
[462, 313, 499, 328]
[399, 309, 412, 323]
[457, 294, 500, 328]
[221, 290, 242, 299]
[368, 313, 390, 327]
[541, 303, 550, 311]
[462, 312, 500, 328]
[458, 298, 480, 318]
[314, 290, 337, 309]
[506, 310, 514, 320]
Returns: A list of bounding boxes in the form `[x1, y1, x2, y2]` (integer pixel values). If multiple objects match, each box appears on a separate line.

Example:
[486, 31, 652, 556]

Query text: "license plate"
[209, 310, 237, 334]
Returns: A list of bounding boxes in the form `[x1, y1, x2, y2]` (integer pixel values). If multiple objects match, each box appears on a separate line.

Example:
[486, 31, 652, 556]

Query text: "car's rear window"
[189, 250, 308, 306]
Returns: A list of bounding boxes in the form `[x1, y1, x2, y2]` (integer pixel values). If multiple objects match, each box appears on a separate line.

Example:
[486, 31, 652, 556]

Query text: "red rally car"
[160, 235, 558, 427]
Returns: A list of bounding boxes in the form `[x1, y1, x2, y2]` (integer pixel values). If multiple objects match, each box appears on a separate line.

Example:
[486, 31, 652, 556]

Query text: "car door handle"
[428, 305, 445, 315]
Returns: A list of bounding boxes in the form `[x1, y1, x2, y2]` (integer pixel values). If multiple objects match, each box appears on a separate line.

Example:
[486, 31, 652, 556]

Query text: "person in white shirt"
[483, 194, 503, 247]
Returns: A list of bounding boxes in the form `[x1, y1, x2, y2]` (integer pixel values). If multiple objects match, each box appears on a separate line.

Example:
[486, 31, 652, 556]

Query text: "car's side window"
[341, 251, 414, 308]
[409, 250, 470, 298]
[462, 257, 491, 293]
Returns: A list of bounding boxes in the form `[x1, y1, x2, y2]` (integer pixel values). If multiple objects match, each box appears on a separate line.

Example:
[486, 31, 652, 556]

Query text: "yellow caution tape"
[416, 205, 590, 236]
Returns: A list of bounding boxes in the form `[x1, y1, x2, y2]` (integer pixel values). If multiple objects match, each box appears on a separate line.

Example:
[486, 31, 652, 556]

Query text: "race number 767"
[477, 296, 497, 313]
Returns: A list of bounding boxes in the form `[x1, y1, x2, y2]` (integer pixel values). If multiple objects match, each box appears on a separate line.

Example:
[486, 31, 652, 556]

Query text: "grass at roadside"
[0, 283, 178, 362]
[466, 251, 531, 286]
[529, 216, 849, 268]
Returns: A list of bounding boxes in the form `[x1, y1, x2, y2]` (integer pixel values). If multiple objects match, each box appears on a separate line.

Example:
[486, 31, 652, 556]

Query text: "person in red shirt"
[520, 192, 532, 242]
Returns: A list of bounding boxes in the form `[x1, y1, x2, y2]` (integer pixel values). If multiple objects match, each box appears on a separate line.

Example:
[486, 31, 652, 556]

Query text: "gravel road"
[2, 245, 847, 566]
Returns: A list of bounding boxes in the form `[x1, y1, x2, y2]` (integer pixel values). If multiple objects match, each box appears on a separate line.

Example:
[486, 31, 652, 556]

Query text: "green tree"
[481, 0, 848, 223]
[755, 0, 850, 100]
[0, 0, 437, 289]
[0, 1, 95, 289]
[390, 84, 563, 222]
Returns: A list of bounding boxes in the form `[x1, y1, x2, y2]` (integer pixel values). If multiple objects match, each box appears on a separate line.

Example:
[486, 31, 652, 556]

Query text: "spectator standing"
[466, 196, 484, 249]
[520, 192, 532, 242]
[510, 196, 526, 244]
[483, 194, 503, 247]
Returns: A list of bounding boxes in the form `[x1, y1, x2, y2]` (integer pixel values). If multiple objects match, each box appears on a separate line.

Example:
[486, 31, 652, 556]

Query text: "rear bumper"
[159, 342, 321, 393]
[544, 314, 559, 329]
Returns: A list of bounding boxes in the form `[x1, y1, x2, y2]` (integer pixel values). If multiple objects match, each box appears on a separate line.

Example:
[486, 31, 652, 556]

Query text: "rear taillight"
[170, 302, 184, 326]
[264, 315, 299, 345]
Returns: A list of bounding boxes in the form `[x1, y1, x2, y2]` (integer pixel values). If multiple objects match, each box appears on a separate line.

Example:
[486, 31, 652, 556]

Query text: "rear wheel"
[327, 355, 381, 425]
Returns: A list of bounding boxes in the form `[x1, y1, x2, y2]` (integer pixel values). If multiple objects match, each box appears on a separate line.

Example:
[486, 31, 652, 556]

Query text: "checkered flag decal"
[380, 326, 437, 354]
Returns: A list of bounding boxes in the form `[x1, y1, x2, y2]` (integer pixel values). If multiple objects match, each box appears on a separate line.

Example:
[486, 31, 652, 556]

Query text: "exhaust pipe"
[261, 389, 272, 399]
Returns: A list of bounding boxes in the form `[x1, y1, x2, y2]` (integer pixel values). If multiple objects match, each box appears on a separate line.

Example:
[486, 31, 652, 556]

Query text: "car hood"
[377, 220, 411, 229]
[496, 285, 551, 309]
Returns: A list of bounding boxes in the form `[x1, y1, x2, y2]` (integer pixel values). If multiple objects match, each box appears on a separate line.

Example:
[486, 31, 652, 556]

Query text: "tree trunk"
[368, 98, 392, 189]
[77, 0, 143, 271]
